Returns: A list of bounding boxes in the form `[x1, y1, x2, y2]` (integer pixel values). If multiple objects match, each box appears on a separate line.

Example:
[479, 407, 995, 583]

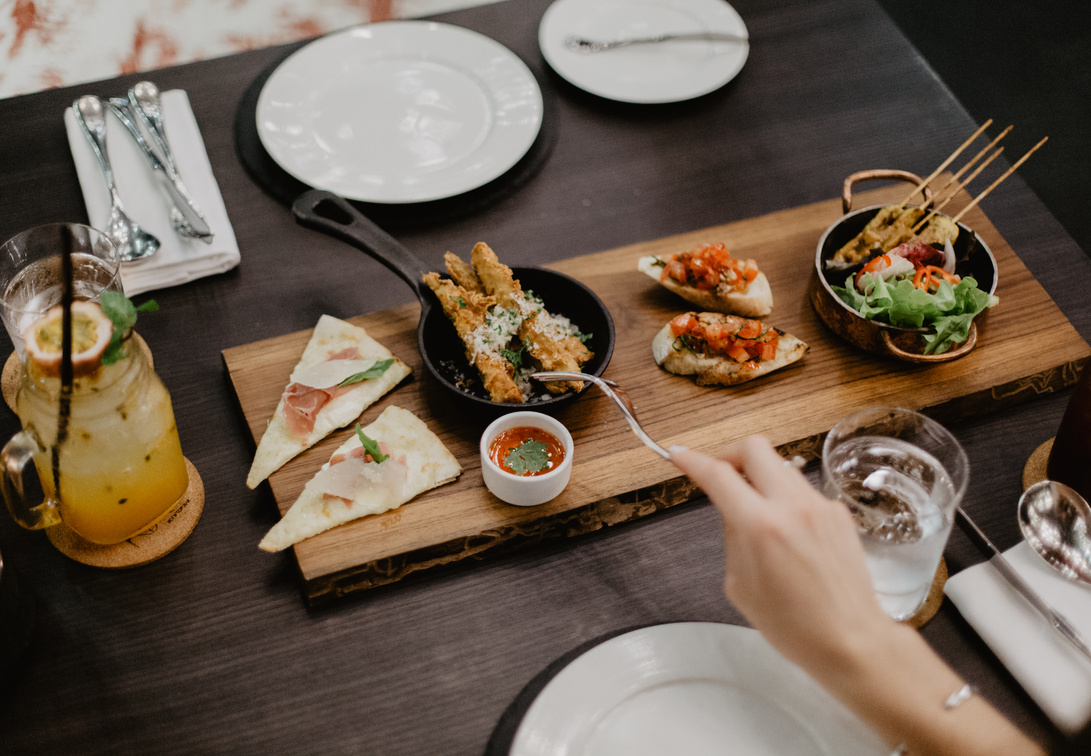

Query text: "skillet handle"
[292, 189, 429, 301]
[842, 169, 934, 214]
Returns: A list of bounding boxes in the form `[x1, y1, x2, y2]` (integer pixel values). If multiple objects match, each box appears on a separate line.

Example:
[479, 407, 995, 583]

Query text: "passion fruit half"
[23, 301, 114, 376]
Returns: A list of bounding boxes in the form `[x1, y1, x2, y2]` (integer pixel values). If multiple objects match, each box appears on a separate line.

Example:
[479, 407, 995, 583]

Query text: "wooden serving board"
[224, 184, 1090, 604]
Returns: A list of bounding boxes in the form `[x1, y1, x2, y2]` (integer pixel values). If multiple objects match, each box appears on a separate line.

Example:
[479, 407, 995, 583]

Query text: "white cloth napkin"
[64, 89, 240, 296]
[945, 540, 1091, 734]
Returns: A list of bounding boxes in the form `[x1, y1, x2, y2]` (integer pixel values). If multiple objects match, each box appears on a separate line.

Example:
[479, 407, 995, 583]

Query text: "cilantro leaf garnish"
[99, 291, 158, 366]
[337, 358, 394, 387]
[354, 423, 389, 463]
[504, 439, 550, 475]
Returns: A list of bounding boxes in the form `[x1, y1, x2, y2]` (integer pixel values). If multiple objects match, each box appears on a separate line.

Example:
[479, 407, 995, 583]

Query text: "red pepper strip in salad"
[912, 265, 961, 293]
[855, 253, 892, 289]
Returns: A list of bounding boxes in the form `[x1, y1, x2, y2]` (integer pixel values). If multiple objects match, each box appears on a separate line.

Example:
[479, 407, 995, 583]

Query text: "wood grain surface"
[4, 0, 1091, 753]
[225, 183, 1090, 603]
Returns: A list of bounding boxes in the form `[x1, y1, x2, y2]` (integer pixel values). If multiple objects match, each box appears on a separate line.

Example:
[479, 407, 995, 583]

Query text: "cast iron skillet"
[292, 190, 615, 412]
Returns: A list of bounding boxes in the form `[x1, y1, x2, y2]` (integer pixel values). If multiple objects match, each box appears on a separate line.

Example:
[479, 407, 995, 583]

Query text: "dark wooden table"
[1, 0, 1089, 752]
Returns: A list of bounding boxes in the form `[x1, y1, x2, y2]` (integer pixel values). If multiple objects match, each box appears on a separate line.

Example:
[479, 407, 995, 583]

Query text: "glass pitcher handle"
[1, 429, 60, 530]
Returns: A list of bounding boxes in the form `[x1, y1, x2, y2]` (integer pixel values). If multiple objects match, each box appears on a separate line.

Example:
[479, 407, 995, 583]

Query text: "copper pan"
[808, 170, 997, 363]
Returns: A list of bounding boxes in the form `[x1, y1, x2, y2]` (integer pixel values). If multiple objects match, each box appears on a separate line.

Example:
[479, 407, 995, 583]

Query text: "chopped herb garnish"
[99, 292, 158, 366]
[500, 345, 525, 369]
[337, 358, 394, 387]
[504, 439, 550, 475]
[453, 297, 467, 308]
[651, 257, 666, 268]
[354, 423, 389, 463]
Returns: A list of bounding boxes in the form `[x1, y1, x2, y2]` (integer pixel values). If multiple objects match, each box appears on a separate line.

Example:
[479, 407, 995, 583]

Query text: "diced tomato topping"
[659, 243, 761, 294]
[671, 313, 777, 362]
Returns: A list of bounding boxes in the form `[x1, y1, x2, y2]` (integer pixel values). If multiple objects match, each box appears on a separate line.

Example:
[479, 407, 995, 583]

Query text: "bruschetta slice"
[652, 312, 807, 386]
[638, 242, 772, 318]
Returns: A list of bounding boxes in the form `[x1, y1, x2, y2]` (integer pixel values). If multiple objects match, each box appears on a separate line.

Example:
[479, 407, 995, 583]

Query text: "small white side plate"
[256, 21, 543, 204]
[510, 623, 888, 756]
[539, 0, 749, 104]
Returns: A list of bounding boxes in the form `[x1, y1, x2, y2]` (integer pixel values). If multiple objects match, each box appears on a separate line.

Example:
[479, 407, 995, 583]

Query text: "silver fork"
[531, 371, 808, 471]
[531, 371, 670, 458]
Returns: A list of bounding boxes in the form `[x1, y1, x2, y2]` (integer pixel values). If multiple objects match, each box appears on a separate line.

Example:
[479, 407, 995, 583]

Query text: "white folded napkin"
[945, 540, 1091, 734]
[65, 89, 240, 296]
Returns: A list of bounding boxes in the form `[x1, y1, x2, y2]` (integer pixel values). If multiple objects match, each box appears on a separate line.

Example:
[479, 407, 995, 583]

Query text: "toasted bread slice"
[638, 255, 773, 318]
[652, 313, 807, 386]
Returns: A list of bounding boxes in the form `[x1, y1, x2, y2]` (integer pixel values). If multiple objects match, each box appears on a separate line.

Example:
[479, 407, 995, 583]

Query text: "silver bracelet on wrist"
[888, 683, 977, 755]
[944, 683, 976, 710]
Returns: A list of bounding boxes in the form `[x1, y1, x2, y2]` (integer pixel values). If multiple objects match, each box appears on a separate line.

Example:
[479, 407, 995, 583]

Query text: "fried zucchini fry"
[470, 243, 592, 394]
[423, 272, 523, 403]
[443, 251, 483, 293]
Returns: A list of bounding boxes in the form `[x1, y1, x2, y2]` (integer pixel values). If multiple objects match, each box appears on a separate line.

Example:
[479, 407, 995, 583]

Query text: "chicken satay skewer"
[912, 145, 1005, 233]
[951, 137, 1049, 224]
[897, 119, 994, 208]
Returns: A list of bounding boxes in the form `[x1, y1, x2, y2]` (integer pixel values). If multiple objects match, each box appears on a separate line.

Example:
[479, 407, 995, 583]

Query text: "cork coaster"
[903, 557, 947, 629]
[2, 334, 154, 413]
[46, 457, 203, 568]
[1023, 438, 1053, 491]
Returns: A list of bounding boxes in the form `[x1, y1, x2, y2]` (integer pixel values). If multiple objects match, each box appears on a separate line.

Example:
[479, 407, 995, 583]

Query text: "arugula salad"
[831, 241, 998, 355]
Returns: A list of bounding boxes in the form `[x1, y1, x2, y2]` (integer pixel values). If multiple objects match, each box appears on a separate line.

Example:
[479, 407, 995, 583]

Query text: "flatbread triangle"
[246, 315, 411, 488]
[259, 405, 461, 552]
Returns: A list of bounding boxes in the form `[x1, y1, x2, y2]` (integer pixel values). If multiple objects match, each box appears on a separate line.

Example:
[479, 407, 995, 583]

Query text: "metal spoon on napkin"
[1018, 480, 1091, 586]
[73, 95, 161, 262]
[957, 503, 1091, 663]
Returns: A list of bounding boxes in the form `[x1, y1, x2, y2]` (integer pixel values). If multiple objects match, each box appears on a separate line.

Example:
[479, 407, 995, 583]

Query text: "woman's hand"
[669, 437, 892, 672]
[669, 437, 1045, 756]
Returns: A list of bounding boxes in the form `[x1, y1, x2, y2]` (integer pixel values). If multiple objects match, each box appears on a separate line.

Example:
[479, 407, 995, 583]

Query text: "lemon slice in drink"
[23, 301, 113, 376]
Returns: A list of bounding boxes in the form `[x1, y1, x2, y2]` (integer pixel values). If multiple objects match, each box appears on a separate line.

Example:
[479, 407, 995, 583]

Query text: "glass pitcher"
[1, 328, 189, 545]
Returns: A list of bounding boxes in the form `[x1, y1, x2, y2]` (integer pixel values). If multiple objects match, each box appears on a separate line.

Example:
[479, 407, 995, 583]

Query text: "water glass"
[0, 223, 123, 356]
[822, 407, 969, 620]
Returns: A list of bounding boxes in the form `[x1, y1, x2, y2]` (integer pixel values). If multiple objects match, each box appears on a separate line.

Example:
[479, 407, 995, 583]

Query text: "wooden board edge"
[298, 355, 1087, 605]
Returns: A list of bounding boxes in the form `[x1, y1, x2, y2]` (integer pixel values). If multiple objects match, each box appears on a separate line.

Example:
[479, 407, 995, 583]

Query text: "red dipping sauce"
[488, 426, 566, 477]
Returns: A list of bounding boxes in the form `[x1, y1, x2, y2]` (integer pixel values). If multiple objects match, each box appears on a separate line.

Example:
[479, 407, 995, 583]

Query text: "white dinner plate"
[510, 623, 888, 756]
[538, 0, 749, 104]
[256, 21, 543, 204]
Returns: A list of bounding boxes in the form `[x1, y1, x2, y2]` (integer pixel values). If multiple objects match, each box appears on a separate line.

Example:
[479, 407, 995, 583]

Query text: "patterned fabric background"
[0, 0, 496, 99]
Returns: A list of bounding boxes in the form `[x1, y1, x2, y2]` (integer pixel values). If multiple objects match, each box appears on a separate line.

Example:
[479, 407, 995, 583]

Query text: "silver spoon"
[73, 95, 160, 262]
[1018, 480, 1091, 586]
[565, 32, 748, 54]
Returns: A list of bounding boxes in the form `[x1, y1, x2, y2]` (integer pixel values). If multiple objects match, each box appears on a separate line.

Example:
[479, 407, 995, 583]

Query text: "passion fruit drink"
[12, 301, 188, 544]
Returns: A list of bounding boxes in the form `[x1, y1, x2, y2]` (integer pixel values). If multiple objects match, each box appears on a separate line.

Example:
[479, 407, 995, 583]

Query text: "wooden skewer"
[912, 146, 1005, 232]
[952, 136, 1049, 224]
[897, 119, 994, 208]
[931, 125, 1012, 199]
